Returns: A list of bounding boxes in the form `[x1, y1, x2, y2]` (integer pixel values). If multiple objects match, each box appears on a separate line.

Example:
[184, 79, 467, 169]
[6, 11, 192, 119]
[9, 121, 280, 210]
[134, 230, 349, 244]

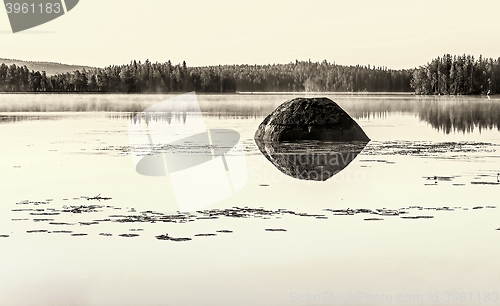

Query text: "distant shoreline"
[1, 91, 495, 96]
[0, 91, 417, 96]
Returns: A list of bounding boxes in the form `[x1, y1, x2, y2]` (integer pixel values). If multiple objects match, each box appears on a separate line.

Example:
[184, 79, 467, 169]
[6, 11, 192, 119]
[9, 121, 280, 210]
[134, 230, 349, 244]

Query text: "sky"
[1, 0, 500, 69]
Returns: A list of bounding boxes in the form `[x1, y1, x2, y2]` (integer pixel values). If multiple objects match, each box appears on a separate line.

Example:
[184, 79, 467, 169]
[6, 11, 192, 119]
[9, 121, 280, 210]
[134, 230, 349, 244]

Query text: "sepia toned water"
[1, 93, 499, 306]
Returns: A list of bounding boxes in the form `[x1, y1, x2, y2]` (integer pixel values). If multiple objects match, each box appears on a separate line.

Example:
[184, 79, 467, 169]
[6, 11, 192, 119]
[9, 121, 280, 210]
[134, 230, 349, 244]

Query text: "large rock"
[254, 97, 369, 142]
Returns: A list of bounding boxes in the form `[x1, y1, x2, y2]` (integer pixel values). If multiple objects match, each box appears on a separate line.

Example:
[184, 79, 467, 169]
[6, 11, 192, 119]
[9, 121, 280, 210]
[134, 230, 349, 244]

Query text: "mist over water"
[1, 94, 499, 134]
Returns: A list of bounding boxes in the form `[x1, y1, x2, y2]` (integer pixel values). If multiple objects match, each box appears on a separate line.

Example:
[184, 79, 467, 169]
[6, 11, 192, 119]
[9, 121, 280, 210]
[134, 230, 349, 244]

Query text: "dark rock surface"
[254, 97, 369, 142]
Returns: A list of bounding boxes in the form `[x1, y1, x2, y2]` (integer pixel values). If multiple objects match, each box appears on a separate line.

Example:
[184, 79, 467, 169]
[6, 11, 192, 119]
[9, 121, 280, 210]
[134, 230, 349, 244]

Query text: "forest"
[410, 54, 500, 95]
[0, 55, 498, 94]
[0, 60, 411, 93]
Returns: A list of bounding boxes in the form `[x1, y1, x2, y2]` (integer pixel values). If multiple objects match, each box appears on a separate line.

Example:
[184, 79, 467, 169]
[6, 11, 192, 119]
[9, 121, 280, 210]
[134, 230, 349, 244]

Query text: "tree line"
[0, 60, 412, 93]
[1, 55, 499, 94]
[410, 54, 500, 95]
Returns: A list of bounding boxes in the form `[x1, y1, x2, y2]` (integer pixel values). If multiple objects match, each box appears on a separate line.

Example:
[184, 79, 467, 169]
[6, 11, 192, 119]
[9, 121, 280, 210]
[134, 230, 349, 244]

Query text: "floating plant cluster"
[4, 196, 327, 241]
[323, 204, 496, 221]
[421, 173, 500, 186]
[1, 195, 497, 241]
[362, 141, 498, 158]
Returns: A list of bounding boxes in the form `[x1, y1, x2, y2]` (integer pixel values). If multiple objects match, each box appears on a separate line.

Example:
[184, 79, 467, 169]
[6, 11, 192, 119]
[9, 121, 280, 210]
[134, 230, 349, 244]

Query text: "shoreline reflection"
[1, 96, 500, 134]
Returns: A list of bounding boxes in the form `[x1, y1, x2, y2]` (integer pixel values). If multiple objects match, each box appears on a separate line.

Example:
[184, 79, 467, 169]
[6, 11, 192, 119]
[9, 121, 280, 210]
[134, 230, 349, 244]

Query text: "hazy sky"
[1, 0, 499, 69]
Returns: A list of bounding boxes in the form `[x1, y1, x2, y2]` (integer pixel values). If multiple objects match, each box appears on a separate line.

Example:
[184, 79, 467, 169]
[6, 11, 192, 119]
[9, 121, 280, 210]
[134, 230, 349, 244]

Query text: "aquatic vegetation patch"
[362, 141, 498, 158]
[8, 195, 499, 243]
[155, 234, 192, 242]
[400, 216, 434, 219]
[51, 230, 73, 234]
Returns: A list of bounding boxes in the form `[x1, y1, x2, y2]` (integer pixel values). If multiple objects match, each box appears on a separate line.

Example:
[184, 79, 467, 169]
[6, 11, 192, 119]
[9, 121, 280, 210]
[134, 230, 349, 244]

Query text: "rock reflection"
[255, 140, 368, 181]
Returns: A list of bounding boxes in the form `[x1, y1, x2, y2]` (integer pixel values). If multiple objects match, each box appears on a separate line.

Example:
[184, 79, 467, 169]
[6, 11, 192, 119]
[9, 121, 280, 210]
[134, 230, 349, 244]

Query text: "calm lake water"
[1, 93, 499, 306]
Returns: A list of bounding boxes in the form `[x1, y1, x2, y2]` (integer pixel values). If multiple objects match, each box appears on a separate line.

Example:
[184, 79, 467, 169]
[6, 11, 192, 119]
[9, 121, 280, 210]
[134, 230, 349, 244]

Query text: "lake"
[1, 93, 499, 306]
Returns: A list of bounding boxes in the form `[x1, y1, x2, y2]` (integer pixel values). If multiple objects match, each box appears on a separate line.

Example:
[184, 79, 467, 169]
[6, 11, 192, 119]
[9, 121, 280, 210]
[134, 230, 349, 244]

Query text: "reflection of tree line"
[121, 98, 500, 133]
[120, 111, 267, 125]
[342, 98, 500, 134]
[0, 115, 56, 124]
[418, 100, 500, 134]
[2, 94, 498, 134]
[127, 112, 189, 125]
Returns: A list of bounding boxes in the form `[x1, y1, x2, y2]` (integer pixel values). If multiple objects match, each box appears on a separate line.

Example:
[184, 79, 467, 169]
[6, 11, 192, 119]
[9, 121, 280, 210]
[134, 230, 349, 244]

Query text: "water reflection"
[0, 114, 57, 124]
[112, 111, 263, 123]
[255, 140, 368, 181]
[342, 97, 500, 134]
[2, 95, 500, 134]
[79, 96, 500, 134]
[126, 112, 194, 125]
[417, 100, 500, 134]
